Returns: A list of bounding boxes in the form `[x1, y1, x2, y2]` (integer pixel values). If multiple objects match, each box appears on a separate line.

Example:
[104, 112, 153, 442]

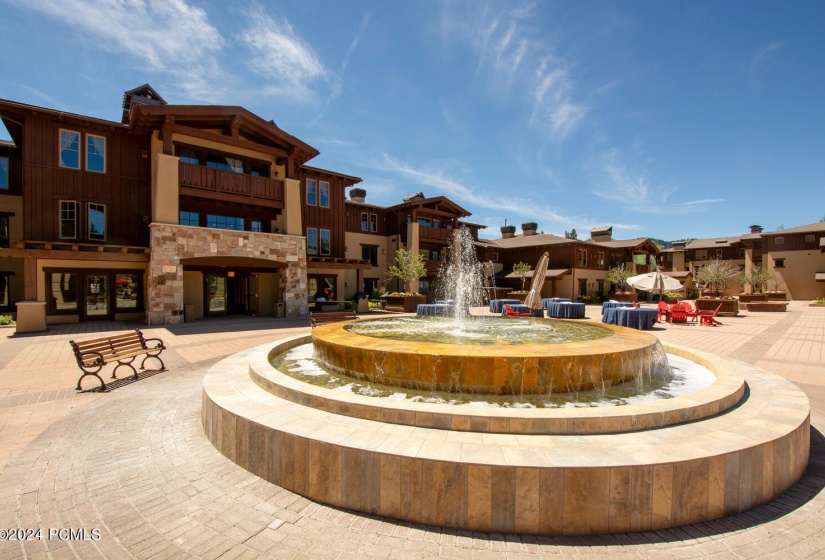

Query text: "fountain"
[202, 227, 810, 535]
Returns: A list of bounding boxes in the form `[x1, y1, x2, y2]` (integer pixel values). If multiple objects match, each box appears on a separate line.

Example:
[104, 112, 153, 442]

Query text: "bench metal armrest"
[142, 337, 166, 351]
[77, 350, 105, 369]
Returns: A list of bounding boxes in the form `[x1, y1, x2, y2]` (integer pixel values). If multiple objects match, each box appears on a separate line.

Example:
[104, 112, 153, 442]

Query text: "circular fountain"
[202, 227, 810, 535]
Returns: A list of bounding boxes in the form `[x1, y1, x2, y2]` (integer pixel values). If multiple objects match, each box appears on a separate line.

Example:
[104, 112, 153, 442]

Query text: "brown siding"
[300, 172, 346, 257]
[763, 232, 823, 252]
[20, 113, 150, 246]
[345, 204, 387, 236]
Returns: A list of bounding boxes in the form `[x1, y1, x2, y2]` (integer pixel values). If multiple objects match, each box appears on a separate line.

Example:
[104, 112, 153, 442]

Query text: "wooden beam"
[0, 248, 149, 262]
[162, 116, 175, 155]
[172, 124, 289, 159]
[23, 256, 37, 300]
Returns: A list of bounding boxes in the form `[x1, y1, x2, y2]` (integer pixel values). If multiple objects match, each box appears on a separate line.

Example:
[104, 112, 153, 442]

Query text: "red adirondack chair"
[669, 303, 687, 324]
[656, 301, 669, 323]
[683, 302, 699, 323]
[504, 304, 530, 317]
[699, 303, 724, 326]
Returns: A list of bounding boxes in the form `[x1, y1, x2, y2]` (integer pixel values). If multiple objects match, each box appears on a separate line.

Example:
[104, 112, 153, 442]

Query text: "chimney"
[349, 188, 366, 203]
[590, 226, 613, 242]
[521, 222, 538, 236]
[672, 241, 686, 249]
[501, 225, 516, 239]
[749, 224, 763, 234]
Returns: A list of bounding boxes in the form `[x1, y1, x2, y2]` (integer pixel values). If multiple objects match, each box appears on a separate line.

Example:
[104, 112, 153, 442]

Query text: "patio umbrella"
[627, 271, 684, 302]
[523, 252, 549, 311]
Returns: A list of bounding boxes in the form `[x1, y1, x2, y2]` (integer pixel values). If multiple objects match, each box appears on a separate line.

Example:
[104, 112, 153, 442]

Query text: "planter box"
[745, 302, 787, 312]
[738, 294, 768, 303]
[696, 298, 739, 316]
[609, 293, 637, 303]
[384, 295, 426, 313]
[766, 292, 787, 301]
[506, 292, 529, 303]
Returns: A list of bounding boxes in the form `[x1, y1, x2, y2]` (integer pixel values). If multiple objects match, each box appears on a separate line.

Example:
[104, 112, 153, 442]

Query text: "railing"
[419, 225, 450, 242]
[179, 163, 284, 203]
[634, 264, 652, 274]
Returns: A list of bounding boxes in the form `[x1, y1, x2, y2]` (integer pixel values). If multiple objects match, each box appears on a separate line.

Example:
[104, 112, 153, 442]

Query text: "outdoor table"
[416, 304, 453, 317]
[542, 298, 571, 308]
[545, 302, 586, 319]
[602, 301, 636, 314]
[609, 307, 658, 330]
[489, 299, 521, 313]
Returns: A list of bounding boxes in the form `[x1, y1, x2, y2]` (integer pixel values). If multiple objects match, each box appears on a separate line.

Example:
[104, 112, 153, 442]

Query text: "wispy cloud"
[749, 42, 784, 88]
[10, 0, 225, 101]
[440, 0, 586, 141]
[342, 13, 371, 73]
[375, 154, 594, 232]
[240, 5, 327, 101]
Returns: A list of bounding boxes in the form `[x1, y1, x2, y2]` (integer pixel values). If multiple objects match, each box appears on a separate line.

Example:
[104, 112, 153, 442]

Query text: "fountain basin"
[313, 317, 669, 394]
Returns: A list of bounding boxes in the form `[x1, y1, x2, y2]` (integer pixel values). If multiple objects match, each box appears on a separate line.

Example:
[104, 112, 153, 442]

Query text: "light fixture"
[228, 271, 235, 278]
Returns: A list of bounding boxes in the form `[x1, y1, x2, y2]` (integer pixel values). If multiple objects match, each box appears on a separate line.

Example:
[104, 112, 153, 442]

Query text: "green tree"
[386, 248, 427, 293]
[512, 262, 532, 290]
[606, 264, 633, 293]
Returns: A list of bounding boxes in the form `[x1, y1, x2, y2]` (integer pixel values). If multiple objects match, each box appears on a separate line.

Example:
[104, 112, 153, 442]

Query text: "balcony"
[179, 162, 285, 208]
[419, 225, 451, 243]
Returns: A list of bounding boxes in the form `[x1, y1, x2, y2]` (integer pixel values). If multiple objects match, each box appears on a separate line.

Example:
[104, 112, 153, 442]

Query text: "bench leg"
[76, 370, 107, 392]
[113, 358, 139, 380]
[140, 353, 165, 371]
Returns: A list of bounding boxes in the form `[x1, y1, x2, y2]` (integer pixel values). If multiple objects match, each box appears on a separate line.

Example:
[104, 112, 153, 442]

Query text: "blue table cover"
[542, 298, 572, 308]
[500, 303, 531, 316]
[545, 302, 586, 319]
[602, 301, 636, 314]
[603, 307, 657, 330]
[489, 299, 521, 313]
[416, 304, 453, 317]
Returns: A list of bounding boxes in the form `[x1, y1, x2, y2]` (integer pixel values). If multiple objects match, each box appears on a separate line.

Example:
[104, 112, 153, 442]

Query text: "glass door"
[247, 274, 259, 315]
[84, 274, 109, 319]
[205, 274, 227, 315]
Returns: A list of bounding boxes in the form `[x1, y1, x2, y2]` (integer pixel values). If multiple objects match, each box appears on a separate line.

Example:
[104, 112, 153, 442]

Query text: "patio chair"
[504, 304, 530, 317]
[656, 301, 669, 323]
[632, 301, 640, 308]
[699, 303, 724, 326]
[683, 302, 699, 323]
[669, 303, 687, 324]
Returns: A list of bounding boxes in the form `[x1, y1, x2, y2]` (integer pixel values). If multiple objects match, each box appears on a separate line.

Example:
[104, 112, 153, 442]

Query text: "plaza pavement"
[0, 302, 823, 559]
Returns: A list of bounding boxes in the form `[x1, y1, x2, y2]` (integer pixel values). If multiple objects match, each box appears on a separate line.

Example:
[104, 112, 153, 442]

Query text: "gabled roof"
[129, 104, 319, 164]
[761, 221, 825, 236]
[591, 238, 660, 252]
[686, 237, 742, 250]
[487, 233, 574, 249]
[386, 195, 471, 218]
[302, 164, 362, 187]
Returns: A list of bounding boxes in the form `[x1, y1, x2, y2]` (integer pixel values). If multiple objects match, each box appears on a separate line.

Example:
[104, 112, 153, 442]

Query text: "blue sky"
[1, 0, 823, 241]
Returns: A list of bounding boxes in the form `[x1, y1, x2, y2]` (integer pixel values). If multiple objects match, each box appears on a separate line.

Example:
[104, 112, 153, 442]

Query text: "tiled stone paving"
[0, 304, 824, 558]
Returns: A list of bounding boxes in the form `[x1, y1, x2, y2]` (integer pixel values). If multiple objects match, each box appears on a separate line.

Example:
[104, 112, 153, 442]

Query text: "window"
[695, 250, 707, 260]
[319, 181, 330, 207]
[0, 215, 8, 248]
[739, 248, 746, 258]
[806, 234, 815, 243]
[0, 272, 10, 310]
[86, 134, 106, 173]
[578, 249, 587, 267]
[60, 201, 78, 239]
[370, 214, 377, 232]
[431, 249, 440, 261]
[774, 258, 785, 268]
[206, 214, 244, 230]
[48, 272, 78, 312]
[307, 228, 318, 254]
[417, 217, 431, 227]
[60, 130, 80, 169]
[420, 249, 430, 260]
[206, 154, 243, 173]
[307, 179, 317, 205]
[250, 220, 262, 233]
[115, 273, 141, 310]
[320, 229, 331, 256]
[0, 157, 8, 189]
[716, 249, 723, 259]
[775, 237, 784, 245]
[361, 212, 369, 231]
[250, 164, 268, 177]
[179, 211, 200, 227]
[178, 147, 199, 164]
[308, 275, 336, 301]
[597, 252, 605, 269]
[88, 203, 106, 241]
[362, 245, 378, 266]
[491, 252, 498, 262]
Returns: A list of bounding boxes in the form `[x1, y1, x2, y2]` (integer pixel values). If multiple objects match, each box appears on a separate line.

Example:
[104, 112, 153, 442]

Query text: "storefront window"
[116, 274, 140, 309]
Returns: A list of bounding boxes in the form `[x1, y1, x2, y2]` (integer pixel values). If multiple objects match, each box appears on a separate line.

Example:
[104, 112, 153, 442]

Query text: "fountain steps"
[202, 340, 810, 535]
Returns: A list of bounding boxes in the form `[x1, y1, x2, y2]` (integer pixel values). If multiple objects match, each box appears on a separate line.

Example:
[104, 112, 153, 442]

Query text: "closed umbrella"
[524, 252, 549, 311]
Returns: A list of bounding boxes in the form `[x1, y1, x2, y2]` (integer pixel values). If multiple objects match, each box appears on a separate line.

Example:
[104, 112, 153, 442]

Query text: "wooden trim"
[0, 247, 149, 261]
[172, 124, 289, 158]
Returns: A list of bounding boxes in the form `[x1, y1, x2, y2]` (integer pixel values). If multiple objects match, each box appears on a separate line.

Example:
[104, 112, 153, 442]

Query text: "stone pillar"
[147, 225, 184, 325]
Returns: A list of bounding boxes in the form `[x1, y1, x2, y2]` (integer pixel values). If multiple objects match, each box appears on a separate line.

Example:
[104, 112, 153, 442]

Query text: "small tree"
[606, 264, 633, 293]
[512, 262, 532, 291]
[696, 258, 738, 294]
[386, 248, 426, 293]
[736, 266, 772, 294]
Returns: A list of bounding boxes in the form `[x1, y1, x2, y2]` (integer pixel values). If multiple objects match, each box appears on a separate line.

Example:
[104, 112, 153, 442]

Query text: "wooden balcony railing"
[419, 225, 450, 242]
[179, 162, 284, 205]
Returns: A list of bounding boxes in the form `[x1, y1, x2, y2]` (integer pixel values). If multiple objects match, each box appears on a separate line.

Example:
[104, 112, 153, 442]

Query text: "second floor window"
[0, 157, 8, 189]
[206, 154, 243, 173]
[307, 180, 317, 205]
[179, 211, 200, 227]
[370, 214, 377, 232]
[206, 214, 244, 230]
[88, 203, 106, 241]
[597, 252, 605, 269]
[361, 212, 368, 231]
[250, 220, 262, 233]
[307, 228, 318, 254]
[86, 135, 106, 173]
[320, 229, 331, 256]
[362, 245, 378, 266]
[578, 249, 587, 267]
[178, 148, 199, 165]
[60, 200, 78, 239]
[60, 130, 80, 169]
[319, 181, 330, 207]
[775, 237, 784, 245]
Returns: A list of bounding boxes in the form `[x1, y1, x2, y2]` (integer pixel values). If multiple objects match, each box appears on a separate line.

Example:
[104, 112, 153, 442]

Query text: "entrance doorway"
[205, 273, 259, 316]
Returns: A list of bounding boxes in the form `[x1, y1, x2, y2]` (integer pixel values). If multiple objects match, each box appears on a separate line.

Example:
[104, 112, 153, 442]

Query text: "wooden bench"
[70, 329, 166, 391]
[309, 310, 358, 329]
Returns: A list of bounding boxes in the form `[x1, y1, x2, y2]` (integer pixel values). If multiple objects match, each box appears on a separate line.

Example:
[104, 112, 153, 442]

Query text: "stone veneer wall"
[148, 224, 307, 324]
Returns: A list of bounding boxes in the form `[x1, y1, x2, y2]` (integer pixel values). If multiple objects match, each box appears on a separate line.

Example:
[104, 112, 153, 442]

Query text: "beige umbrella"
[524, 252, 549, 311]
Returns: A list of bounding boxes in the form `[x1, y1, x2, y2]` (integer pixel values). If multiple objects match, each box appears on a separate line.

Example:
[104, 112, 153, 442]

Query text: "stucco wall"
[767, 250, 825, 300]
[148, 224, 306, 324]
